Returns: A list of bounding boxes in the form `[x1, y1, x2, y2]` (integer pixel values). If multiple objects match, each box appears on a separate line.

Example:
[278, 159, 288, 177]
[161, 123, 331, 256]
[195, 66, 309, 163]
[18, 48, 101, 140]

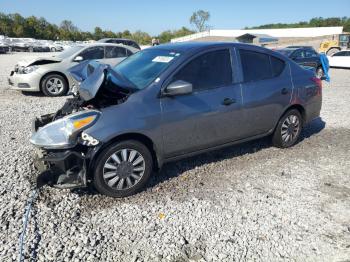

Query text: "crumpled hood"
[69, 60, 136, 103]
[69, 60, 108, 101]
[17, 57, 61, 67]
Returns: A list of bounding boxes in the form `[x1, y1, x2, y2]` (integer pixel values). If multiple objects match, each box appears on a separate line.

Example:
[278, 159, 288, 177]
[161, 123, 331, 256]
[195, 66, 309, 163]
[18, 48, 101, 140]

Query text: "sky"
[0, 0, 349, 35]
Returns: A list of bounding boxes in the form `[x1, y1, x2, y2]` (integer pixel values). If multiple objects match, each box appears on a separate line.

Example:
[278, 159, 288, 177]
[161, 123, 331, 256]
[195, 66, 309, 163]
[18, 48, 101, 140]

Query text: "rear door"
[238, 48, 292, 137]
[160, 48, 244, 158]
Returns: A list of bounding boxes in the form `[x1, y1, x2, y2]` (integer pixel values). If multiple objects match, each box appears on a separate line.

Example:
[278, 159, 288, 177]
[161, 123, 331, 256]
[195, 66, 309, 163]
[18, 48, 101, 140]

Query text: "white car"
[8, 43, 138, 96]
[327, 51, 350, 68]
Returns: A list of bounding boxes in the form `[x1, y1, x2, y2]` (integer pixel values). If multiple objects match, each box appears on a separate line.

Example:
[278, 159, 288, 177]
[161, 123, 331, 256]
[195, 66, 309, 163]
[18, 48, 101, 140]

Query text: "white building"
[171, 26, 344, 44]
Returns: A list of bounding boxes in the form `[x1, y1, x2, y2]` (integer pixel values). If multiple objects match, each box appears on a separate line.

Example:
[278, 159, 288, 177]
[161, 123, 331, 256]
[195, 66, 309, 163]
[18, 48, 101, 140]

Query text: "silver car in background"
[8, 43, 138, 96]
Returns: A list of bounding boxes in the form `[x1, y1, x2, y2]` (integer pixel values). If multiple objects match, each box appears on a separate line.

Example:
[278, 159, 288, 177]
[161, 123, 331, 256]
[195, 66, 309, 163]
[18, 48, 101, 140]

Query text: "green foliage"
[0, 12, 155, 44]
[0, 12, 194, 44]
[246, 17, 350, 32]
[158, 27, 195, 43]
[190, 10, 210, 32]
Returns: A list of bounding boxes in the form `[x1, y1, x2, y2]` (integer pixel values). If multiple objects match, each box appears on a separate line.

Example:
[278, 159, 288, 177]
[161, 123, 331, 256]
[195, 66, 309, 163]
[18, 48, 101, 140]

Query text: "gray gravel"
[0, 52, 349, 262]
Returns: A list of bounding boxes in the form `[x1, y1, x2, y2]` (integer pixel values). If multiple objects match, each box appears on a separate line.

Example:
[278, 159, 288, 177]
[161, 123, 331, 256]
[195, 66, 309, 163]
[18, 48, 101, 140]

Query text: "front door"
[160, 49, 244, 158]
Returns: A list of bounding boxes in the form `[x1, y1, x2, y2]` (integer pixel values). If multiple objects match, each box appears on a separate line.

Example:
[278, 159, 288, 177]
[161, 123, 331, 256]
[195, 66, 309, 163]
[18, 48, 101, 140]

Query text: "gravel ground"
[0, 52, 349, 262]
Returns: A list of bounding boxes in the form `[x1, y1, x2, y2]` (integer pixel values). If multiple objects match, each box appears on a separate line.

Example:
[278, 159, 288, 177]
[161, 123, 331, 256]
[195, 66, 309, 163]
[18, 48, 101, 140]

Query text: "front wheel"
[93, 140, 153, 198]
[272, 109, 302, 148]
[41, 74, 68, 96]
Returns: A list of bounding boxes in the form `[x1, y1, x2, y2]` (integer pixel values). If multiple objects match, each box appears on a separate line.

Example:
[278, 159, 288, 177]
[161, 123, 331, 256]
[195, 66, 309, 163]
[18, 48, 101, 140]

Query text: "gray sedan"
[8, 43, 138, 96]
[30, 42, 322, 197]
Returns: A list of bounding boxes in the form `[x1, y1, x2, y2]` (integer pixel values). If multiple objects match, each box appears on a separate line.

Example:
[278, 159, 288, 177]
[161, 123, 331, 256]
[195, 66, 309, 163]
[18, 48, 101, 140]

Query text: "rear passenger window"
[270, 56, 285, 77]
[105, 46, 126, 58]
[173, 49, 232, 91]
[239, 50, 272, 82]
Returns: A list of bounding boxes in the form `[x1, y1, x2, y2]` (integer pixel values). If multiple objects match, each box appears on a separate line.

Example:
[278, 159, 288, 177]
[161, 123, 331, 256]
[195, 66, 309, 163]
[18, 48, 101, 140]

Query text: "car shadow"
[20, 91, 72, 97]
[72, 117, 326, 197]
[21, 91, 46, 97]
[146, 117, 326, 190]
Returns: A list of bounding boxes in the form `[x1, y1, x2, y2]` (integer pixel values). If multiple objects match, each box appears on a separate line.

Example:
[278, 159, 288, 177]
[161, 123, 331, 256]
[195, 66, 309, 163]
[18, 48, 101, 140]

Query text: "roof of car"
[84, 42, 136, 48]
[276, 47, 298, 50]
[98, 38, 138, 42]
[150, 41, 260, 52]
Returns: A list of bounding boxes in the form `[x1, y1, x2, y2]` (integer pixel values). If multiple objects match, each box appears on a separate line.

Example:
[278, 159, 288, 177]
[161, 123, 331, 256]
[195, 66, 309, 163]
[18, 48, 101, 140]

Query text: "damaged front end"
[30, 61, 134, 189]
[31, 110, 100, 189]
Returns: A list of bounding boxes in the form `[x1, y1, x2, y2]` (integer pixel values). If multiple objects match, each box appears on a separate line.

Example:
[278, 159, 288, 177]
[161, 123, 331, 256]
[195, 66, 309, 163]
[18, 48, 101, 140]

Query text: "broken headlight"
[30, 110, 100, 149]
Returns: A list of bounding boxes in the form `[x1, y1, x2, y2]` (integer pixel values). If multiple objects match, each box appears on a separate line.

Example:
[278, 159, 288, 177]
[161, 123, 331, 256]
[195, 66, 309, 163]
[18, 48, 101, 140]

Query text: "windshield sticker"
[152, 56, 174, 63]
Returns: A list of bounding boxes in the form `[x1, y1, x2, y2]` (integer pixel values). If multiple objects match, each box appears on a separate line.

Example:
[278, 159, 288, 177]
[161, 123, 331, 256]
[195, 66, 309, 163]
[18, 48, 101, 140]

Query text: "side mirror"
[74, 56, 83, 62]
[164, 80, 192, 96]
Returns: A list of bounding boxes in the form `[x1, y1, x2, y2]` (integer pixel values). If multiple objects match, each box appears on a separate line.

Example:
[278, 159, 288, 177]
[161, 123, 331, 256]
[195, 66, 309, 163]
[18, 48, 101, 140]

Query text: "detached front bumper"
[33, 148, 87, 189]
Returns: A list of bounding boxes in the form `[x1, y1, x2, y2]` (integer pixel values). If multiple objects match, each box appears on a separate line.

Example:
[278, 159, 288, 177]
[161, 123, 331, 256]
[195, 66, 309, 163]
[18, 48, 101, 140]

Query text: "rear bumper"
[304, 95, 322, 124]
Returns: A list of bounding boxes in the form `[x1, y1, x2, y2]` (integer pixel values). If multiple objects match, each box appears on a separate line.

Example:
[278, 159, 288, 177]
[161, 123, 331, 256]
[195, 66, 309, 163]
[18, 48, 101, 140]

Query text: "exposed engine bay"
[31, 60, 137, 189]
[41, 60, 135, 123]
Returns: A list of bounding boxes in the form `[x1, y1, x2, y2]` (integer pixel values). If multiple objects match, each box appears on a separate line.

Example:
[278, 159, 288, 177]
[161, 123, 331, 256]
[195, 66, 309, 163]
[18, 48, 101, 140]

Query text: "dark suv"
[275, 47, 323, 78]
[31, 42, 322, 197]
[98, 38, 141, 50]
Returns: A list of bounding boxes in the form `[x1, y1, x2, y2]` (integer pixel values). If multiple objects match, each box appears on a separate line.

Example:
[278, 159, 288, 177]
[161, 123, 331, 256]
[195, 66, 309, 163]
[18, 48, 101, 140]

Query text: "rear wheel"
[41, 74, 68, 96]
[93, 140, 153, 197]
[272, 109, 302, 148]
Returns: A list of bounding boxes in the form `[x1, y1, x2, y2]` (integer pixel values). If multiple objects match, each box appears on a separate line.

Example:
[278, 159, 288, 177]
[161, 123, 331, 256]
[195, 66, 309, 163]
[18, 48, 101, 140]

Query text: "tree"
[131, 30, 151, 45]
[190, 10, 210, 32]
[60, 20, 78, 32]
[94, 26, 104, 40]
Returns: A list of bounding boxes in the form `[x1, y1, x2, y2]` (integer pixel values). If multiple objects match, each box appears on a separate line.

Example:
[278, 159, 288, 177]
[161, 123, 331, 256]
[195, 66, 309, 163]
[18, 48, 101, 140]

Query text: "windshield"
[275, 49, 294, 57]
[56, 45, 84, 59]
[113, 49, 181, 90]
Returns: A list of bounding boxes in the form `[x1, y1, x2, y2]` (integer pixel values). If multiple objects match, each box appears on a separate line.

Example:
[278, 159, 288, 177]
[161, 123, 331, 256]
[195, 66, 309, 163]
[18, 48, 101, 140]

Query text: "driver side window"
[172, 49, 232, 92]
[78, 46, 104, 61]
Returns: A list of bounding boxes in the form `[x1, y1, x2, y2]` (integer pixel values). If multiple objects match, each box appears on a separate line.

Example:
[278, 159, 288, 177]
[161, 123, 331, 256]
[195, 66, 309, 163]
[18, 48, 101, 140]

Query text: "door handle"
[222, 98, 236, 106]
[281, 88, 289, 95]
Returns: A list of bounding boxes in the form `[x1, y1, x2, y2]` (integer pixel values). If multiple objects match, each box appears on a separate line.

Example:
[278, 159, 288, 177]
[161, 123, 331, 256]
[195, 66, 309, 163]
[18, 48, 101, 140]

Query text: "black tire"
[316, 66, 324, 79]
[272, 109, 302, 148]
[93, 140, 153, 198]
[41, 74, 68, 97]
